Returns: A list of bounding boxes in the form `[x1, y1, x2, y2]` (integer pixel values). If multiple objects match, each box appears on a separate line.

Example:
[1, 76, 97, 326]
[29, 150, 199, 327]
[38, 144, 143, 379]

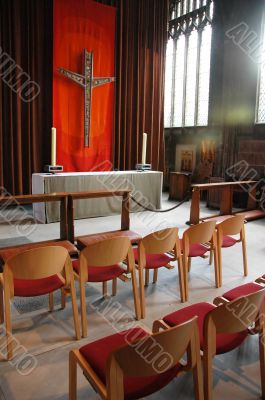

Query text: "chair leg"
[0, 284, 4, 324]
[69, 350, 77, 400]
[193, 352, 204, 400]
[217, 246, 222, 287]
[242, 239, 248, 276]
[188, 257, 191, 272]
[145, 269, 149, 286]
[178, 257, 186, 303]
[61, 288, 66, 309]
[139, 267, 146, 319]
[102, 281, 107, 297]
[258, 311, 265, 399]
[203, 352, 214, 400]
[4, 288, 13, 360]
[112, 278, 117, 296]
[183, 256, 189, 302]
[49, 292, 54, 312]
[131, 267, 141, 321]
[213, 248, 220, 288]
[153, 269, 158, 284]
[209, 250, 213, 265]
[79, 281, 87, 338]
[69, 279, 81, 341]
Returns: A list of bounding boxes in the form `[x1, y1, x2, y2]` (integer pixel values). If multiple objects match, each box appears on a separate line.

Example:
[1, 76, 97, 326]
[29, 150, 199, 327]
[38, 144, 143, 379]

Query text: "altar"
[32, 171, 163, 223]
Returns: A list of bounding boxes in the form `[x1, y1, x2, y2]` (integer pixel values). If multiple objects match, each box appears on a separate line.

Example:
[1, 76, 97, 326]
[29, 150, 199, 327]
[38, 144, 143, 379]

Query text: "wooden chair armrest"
[256, 277, 265, 285]
[212, 296, 230, 306]
[152, 319, 170, 333]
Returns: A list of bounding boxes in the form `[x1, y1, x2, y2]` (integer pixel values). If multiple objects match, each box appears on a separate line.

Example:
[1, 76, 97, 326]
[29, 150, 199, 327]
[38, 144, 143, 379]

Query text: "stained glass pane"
[184, 30, 198, 126]
[176, 0, 206, 18]
[256, 18, 265, 123]
[197, 24, 212, 126]
[164, 1, 213, 128]
[173, 35, 186, 127]
[182, 0, 187, 15]
[209, 1, 214, 19]
[177, 1, 181, 17]
[164, 39, 174, 127]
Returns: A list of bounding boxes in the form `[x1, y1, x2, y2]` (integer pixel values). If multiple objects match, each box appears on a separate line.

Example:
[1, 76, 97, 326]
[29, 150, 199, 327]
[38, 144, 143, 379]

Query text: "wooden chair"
[181, 221, 219, 301]
[69, 317, 204, 400]
[73, 236, 141, 338]
[153, 289, 265, 400]
[213, 275, 265, 306]
[0, 246, 80, 360]
[133, 227, 185, 318]
[214, 215, 248, 286]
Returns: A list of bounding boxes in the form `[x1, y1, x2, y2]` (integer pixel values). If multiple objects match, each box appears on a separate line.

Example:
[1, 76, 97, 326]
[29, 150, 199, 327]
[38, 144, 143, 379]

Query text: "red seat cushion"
[180, 239, 210, 257]
[222, 282, 264, 301]
[80, 327, 180, 400]
[163, 302, 248, 354]
[14, 275, 64, 297]
[133, 248, 173, 269]
[222, 235, 238, 248]
[72, 259, 125, 282]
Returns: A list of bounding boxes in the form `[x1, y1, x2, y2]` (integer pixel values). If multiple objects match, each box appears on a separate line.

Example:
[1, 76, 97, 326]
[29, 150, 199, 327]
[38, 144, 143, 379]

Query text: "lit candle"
[142, 132, 147, 165]
[51, 127, 56, 166]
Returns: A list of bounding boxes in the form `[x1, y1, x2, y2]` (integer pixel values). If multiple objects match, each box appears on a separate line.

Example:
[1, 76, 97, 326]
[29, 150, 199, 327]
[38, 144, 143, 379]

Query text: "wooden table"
[0, 190, 140, 253]
[189, 180, 258, 225]
[67, 189, 136, 243]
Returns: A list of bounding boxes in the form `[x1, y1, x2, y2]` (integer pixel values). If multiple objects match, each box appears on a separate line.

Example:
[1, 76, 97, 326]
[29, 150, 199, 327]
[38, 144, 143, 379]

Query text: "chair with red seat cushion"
[160, 302, 248, 354]
[0, 246, 80, 360]
[69, 317, 204, 400]
[72, 258, 124, 297]
[215, 215, 248, 286]
[153, 289, 265, 400]
[134, 227, 185, 318]
[74, 236, 141, 338]
[213, 281, 265, 306]
[181, 220, 219, 301]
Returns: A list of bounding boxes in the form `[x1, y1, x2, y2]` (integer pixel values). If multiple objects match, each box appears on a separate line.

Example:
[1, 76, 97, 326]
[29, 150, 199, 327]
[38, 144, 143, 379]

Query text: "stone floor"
[0, 194, 264, 399]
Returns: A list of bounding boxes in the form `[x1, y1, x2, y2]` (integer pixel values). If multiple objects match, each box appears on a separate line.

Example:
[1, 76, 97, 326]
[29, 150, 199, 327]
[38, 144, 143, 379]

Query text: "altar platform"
[32, 171, 163, 223]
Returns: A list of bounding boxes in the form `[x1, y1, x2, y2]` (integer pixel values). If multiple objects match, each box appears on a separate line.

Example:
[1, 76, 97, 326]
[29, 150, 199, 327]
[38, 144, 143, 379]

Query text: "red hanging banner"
[53, 0, 116, 171]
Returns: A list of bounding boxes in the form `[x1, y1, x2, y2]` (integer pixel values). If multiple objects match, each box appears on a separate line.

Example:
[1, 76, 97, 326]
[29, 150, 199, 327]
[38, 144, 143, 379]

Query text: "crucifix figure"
[58, 49, 115, 147]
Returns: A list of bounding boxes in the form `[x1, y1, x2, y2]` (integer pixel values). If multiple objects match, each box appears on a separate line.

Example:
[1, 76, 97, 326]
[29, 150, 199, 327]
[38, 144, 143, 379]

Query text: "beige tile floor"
[0, 194, 264, 399]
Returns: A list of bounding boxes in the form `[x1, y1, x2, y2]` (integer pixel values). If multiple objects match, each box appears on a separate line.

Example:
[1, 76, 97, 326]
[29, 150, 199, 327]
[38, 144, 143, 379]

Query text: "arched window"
[164, 0, 214, 127]
[256, 14, 265, 123]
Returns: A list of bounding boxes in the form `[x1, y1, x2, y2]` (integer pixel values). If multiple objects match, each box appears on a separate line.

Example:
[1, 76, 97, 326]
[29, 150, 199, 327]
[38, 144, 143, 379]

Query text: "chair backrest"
[106, 317, 199, 399]
[80, 236, 131, 267]
[204, 289, 265, 355]
[183, 221, 216, 245]
[142, 227, 179, 255]
[4, 246, 69, 280]
[216, 215, 245, 236]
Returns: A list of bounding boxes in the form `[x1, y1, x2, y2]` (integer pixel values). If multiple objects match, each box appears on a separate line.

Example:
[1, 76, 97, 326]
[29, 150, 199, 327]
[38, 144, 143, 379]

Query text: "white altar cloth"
[32, 171, 163, 223]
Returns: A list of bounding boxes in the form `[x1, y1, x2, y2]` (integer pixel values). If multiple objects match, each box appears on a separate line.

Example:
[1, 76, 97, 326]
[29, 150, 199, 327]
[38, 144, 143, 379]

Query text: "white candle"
[142, 132, 147, 164]
[51, 127, 56, 166]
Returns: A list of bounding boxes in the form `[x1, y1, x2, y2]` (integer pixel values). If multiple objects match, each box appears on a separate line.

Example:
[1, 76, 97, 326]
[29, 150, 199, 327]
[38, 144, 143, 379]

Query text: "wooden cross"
[58, 49, 115, 147]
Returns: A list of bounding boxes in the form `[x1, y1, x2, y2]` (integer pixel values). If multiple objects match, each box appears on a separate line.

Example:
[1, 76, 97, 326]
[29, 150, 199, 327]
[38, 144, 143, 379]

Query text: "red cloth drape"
[0, 0, 53, 194]
[53, 0, 116, 171]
